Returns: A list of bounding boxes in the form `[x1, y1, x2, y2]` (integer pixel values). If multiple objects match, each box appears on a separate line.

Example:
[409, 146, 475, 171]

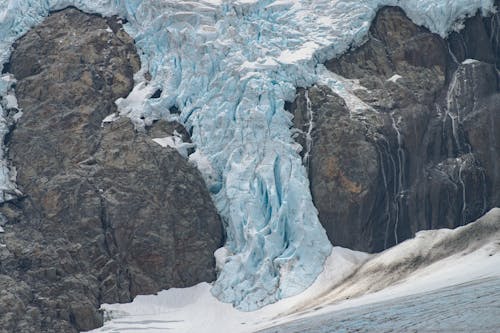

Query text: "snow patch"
[115, 81, 159, 127]
[101, 113, 120, 125]
[387, 74, 403, 82]
[152, 134, 194, 158]
[316, 64, 373, 114]
[462, 58, 480, 64]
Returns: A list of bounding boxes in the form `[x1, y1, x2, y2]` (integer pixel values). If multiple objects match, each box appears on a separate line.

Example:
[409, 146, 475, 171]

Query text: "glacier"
[0, 0, 496, 310]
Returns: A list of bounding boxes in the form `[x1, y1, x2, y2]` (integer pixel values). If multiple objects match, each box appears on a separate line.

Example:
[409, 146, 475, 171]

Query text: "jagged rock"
[291, 7, 499, 252]
[0, 8, 222, 332]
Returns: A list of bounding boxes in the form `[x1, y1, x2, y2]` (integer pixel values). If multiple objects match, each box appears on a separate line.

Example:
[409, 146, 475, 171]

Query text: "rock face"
[290, 6, 500, 252]
[0, 8, 222, 332]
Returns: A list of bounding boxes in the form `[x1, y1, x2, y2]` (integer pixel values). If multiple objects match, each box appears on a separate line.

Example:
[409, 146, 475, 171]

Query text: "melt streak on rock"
[291, 6, 500, 252]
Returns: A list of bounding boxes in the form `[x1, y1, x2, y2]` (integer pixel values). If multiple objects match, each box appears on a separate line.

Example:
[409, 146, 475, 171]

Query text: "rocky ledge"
[0, 8, 222, 332]
[290, 6, 500, 252]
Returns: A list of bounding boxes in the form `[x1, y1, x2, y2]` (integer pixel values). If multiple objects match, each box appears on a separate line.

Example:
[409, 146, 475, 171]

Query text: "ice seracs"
[0, 0, 496, 310]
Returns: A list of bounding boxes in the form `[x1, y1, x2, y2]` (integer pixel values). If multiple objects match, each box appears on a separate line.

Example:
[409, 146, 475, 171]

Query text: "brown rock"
[0, 7, 222, 332]
[292, 6, 499, 252]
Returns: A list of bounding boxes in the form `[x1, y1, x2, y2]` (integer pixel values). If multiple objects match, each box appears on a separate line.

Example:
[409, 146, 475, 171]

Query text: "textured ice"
[0, 74, 19, 202]
[0, 0, 495, 310]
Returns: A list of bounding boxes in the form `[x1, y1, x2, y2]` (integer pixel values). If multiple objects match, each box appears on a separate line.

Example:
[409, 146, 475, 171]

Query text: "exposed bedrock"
[290, 6, 500, 252]
[0, 8, 222, 332]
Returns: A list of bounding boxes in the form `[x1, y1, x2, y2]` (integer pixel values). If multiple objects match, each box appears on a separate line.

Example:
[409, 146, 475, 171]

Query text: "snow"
[297, 208, 500, 313]
[115, 81, 158, 128]
[0, 0, 496, 310]
[89, 247, 371, 333]
[387, 74, 403, 83]
[316, 64, 374, 115]
[152, 134, 195, 158]
[462, 58, 480, 64]
[89, 208, 500, 333]
[101, 113, 120, 125]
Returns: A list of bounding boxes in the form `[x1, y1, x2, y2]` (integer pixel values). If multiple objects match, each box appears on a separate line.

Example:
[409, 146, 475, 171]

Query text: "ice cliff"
[0, 0, 495, 310]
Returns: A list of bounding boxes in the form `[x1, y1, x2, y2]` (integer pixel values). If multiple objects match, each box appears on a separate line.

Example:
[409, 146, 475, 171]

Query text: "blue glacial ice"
[0, 0, 495, 310]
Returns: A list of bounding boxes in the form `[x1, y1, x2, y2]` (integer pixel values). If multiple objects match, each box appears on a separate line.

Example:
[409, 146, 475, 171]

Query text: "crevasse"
[0, 0, 495, 310]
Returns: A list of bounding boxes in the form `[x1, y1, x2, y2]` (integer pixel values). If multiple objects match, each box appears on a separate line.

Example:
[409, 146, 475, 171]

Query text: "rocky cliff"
[0, 8, 222, 332]
[1, 3, 499, 332]
[290, 6, 500, 252]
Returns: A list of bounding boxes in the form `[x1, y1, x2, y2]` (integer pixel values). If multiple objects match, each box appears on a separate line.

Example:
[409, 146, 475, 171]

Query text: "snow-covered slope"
[89, 208, 500, 333]
[0, 0, 496, 310]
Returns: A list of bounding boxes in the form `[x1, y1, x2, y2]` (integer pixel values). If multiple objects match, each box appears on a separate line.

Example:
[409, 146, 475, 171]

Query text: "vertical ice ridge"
[0, 0, 495, 310]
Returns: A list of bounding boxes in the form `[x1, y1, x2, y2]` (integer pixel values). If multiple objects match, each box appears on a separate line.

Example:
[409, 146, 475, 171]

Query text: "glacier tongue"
[0, 0, 495, 310]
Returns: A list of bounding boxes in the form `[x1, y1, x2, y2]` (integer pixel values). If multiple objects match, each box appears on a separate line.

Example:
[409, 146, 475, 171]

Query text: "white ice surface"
[89, 208, 500, 333]
[0, 0, 496, 309]
[101, 113, 120, 126]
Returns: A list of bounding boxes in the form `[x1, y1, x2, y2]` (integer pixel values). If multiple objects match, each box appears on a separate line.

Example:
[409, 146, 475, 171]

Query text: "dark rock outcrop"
[0, 8, 222, 332]
[290, 7, 500, 252]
